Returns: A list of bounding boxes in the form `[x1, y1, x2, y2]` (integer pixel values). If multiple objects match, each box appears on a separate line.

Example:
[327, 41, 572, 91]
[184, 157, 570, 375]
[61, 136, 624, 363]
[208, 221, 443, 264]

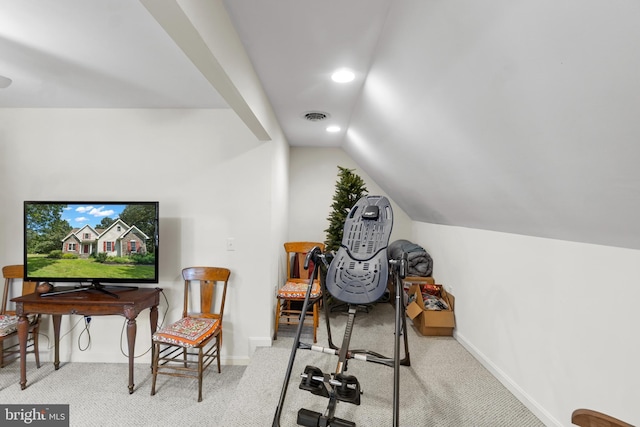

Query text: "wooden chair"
[151, 266, 230, 402]
[274, 242, 325, 343]
[572, 408, 634, 427]
[1, 265, 41, 368]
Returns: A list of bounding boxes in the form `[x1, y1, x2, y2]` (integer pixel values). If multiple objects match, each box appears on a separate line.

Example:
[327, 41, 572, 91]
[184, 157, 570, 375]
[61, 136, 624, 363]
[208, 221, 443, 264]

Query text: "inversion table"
[272, 195, 410, 427]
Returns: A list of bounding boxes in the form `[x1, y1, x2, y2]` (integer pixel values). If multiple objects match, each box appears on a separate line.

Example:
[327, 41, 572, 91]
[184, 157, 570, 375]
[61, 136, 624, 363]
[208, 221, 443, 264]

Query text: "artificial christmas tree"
[324, 166, 368, 252]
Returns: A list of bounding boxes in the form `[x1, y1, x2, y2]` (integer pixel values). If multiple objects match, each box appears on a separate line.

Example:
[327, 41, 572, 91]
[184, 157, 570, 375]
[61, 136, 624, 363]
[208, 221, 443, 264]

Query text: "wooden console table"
[13, 287, 162, 394]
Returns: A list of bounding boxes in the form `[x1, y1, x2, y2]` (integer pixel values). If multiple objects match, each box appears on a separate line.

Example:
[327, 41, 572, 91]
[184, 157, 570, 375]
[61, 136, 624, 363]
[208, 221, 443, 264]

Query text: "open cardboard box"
[405, 283, 455, 336]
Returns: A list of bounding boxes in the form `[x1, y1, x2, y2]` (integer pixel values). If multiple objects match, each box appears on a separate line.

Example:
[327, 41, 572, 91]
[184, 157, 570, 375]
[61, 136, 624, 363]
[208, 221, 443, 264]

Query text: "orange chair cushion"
[277, 280, 321, 299]
[153, 317, 219, 348]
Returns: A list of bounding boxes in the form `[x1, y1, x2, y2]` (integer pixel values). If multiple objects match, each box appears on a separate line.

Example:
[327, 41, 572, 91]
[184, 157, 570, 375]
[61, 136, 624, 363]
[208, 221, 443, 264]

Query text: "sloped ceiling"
[0, 0, 225, 108]
[341, 1, 640, 250]
[2, 0, 640, 250]
[228, 0, 640, 250]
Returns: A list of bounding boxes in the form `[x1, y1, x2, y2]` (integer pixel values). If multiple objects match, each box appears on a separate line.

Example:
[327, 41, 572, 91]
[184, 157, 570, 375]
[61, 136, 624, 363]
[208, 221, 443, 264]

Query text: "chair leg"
[285, 301, 291, 325]
[273, 299, 281, 340]
[0, 341, 4, 368]
[216, 335, 221, 373]
[183, 347, 188, 368]
[150, 342, 159, 396]
[198, 347, 204, 402]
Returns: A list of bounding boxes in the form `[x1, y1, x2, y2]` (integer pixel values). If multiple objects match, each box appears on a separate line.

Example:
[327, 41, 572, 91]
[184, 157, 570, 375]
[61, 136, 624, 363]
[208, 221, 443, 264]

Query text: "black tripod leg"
[322, 283, 337, 350]
[393, 275, 402, 427]
[400, 302, 411, 366]
[272, 293, 312, 426]
[392, 252, 410, 426]
[272, 248, 322, 427]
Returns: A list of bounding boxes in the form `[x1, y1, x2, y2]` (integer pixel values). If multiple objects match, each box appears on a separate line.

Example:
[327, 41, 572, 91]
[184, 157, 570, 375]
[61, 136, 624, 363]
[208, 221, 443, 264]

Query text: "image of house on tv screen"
[25, 202, 158, 282]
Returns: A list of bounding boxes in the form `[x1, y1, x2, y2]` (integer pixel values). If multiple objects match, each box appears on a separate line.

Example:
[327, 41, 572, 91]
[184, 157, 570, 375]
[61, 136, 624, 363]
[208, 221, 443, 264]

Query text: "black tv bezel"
[23, 201, 159, 285]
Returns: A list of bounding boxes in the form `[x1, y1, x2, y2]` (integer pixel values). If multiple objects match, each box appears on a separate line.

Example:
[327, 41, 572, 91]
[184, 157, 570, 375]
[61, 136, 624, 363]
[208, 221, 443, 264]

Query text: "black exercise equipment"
[272, 196, 411, 427]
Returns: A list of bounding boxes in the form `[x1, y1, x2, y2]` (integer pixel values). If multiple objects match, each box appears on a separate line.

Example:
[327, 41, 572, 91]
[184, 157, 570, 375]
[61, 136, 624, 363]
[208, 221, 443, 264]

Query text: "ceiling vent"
[303, 111, 330, 121]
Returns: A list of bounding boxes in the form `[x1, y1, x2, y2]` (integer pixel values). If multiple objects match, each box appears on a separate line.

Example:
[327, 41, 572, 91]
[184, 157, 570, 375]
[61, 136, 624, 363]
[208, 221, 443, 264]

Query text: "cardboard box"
[401, 276, 435, 295]
[403, 276, 435, 285]
[389, 276, 435, 296]
[405, 284, 455, 336]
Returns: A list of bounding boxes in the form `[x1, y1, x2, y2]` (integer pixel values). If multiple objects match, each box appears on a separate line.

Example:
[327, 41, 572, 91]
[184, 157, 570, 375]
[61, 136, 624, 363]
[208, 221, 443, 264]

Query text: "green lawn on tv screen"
[26, 255, 155, 280]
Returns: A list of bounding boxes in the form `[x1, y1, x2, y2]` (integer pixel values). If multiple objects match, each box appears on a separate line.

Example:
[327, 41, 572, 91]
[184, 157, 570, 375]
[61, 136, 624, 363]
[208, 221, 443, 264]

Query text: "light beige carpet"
[0, 302, 544, 426]
[222, 303, 544, 427]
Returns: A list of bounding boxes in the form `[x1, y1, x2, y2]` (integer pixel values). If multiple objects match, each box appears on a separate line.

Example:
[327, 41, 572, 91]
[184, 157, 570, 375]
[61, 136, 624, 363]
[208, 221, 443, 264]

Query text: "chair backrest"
[572, 409, 633, 427]
[181, 267, 230, 321]
[284, 242, 325, 281]
[2, 265, 37, 315]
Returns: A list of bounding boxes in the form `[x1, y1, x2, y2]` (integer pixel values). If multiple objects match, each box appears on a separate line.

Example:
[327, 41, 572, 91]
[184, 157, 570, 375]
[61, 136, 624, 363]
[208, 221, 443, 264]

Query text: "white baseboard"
[36, 349, 249, 366]
[454, 331, 561, 427]
[221, 356, 251, 366]
[29, 338, 270, 366]
[248, 336, 272, 356]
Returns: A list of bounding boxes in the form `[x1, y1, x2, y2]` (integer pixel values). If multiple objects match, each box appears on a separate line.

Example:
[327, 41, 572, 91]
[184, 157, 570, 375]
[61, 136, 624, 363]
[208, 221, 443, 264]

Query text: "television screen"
[24, 201, 159, 285]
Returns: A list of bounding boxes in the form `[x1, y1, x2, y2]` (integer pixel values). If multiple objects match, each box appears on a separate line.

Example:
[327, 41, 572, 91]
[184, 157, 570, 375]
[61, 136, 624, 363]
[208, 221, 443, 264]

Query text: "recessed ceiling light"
[331, 69, 355, 83]
[326, 125, 341, 133]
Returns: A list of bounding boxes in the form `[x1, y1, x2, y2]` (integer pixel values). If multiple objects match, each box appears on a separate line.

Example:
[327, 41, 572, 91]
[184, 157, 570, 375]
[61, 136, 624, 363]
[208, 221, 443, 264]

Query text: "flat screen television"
[24, 201, 159, 297]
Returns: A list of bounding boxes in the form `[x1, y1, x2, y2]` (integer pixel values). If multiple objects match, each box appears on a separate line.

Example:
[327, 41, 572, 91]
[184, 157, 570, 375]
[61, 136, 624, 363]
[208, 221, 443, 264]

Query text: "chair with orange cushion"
[150, 266, 230, 402]
[1, 265, 41, 368]
[274, 242, 325, 344]
[571, 409, 633, 427]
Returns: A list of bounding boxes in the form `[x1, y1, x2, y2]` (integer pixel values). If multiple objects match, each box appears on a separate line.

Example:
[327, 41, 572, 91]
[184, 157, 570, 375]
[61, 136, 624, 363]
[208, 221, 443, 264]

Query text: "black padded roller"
[297, 408, 321, 426]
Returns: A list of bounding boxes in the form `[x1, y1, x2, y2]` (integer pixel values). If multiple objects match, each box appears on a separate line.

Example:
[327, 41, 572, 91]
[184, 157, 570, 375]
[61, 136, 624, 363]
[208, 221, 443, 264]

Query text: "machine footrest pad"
[299, 365, 330, 398]
[335, 373, 361, 405]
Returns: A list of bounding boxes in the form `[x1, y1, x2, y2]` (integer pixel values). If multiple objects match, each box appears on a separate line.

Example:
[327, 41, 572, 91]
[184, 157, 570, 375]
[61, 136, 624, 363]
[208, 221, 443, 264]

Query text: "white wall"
[413, 222, 640, 427]
[0, 108, 284, 364]
[288, 146, 412, 244]
[264, 119, 291, 353]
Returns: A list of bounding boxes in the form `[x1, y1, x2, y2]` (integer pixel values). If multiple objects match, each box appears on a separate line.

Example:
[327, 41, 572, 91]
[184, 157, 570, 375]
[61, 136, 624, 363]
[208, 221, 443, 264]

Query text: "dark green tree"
[324, 166, 368, 252]
[25, 204, 72, 254]
[97, 217, 115, 230]
[120, 204, 157, 253]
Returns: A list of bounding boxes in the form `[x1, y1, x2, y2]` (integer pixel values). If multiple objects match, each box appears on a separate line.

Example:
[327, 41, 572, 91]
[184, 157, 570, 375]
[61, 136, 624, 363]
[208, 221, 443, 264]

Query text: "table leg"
[127, 318, 137, 394]
[52, 315, 61, 370]
[17, 315, 28, 390]
[149, 305, 158, 370]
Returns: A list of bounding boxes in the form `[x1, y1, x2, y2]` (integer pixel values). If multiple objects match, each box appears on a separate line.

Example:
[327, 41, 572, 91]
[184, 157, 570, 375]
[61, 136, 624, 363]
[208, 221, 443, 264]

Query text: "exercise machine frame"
[272, 197, 411, 426]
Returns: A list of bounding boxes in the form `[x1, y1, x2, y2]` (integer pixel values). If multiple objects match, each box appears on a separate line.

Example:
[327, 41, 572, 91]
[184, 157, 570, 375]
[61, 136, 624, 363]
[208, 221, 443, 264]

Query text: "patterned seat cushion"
[0, 314, 37, 337]
[277, 280, 322, 299]
[153, 317, 219, 348]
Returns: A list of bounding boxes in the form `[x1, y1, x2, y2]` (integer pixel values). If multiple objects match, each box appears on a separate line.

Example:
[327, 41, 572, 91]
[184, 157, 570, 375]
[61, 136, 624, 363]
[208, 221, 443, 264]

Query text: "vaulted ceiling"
[2, 0, 640, 250]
